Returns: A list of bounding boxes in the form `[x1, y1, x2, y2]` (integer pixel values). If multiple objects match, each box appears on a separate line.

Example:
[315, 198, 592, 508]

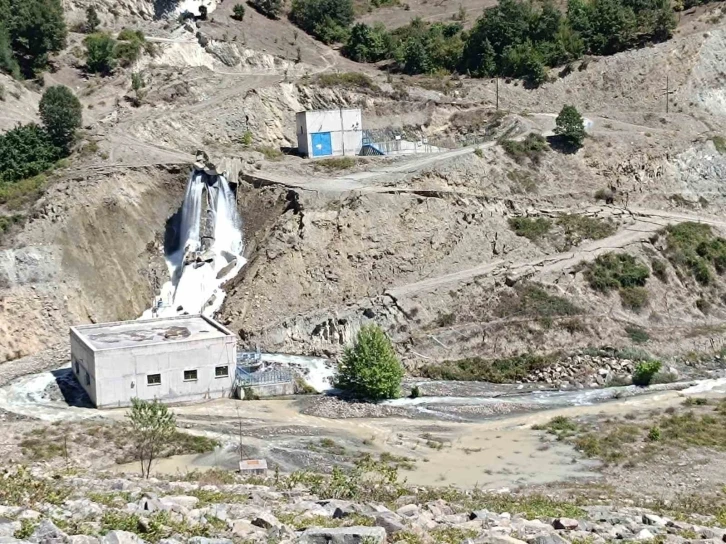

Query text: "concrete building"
[296, 108, 363, 158]
[70, 315, 237, 409]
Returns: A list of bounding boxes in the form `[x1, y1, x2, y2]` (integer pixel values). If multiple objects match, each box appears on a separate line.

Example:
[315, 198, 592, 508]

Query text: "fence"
[235, 366, 293, 386]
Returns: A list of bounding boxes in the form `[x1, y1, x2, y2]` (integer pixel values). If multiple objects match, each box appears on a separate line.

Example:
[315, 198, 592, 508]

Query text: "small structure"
[296, 108, 363, 158]
[70, 315, 237, 409]
[239, 459, 268, 476]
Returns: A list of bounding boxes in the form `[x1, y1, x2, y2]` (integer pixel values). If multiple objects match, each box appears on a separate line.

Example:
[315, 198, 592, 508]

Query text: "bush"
[664, 222, 726, 285]
[39, 86, 82, 153]
[336, 324, 404, 400]
[495, 283, 581, 320]
[247, 0, 284, 19]
[584, 253, 649, 293]
[344, 23, 391, 62]
[115, 29, 149, 67]
[418, 353, 557, 383]
[315, 157, 357, 171]
[651, 258, 668, 282]
[554, 105, 586, 149]
[84, 32, 117, 74]
[0, 125, 59, 184]
[313, 72, 380, 92]
[632, 360, 662, 386]
[556, 214, 616, 248]
[0, 0, 67, 76]
[619, 286, 649, 311]
[232, 3, 246, 20]
[500, 133, 549, 164]
[290, 0, 355, 43]
[85, 6, 101, 33]
[625, 325, 649, 344]
[508, 216, 552, 242]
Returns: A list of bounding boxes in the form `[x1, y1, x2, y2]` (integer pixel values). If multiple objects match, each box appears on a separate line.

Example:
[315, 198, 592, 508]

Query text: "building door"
[311, 132, 332, 157]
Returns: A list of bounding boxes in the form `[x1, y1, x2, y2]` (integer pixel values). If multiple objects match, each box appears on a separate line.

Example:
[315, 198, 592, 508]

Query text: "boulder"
[230, 521, 263, 538]
[373, 513, 406, 535]
[553, 518, 579, 531]
[67, 537, 99, 544]
[396, 505, 419, 518]
[635, 529, 655, 541]
[160, 496, 199, 511]
[643, 514, 668, 527]
[29, 520, 68, 544]
[251, 513, 280, 530]
[100, 532, 145, 544]
[298, 527, 386, 544]
[0, 523, 20, 539]
[529, 533, 572, 544]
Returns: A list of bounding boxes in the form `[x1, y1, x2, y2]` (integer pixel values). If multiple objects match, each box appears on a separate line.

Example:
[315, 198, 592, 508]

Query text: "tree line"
[343, 0, 677, 84]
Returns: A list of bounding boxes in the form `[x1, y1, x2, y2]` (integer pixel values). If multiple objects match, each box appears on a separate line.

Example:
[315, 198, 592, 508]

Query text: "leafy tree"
[126, 398, 177, 478]
[632, 360, 661, 386]
[0, 22, 20, 78]
[0, 123, 59, 184]
[232, 3, 246, 20]
[401, 36, 430, 74]
[502, 41, 547, 85]
[344, 23, 391, 62]
[2, 0, 67, 76]
[247, 0, 284, 19]
[84, 32, 117, 74]
[290, 0, 355, 43]
[336, 324, 404, 401]
[554, 104, 586, 148]
[115, 29, 149, 67]
[587, 0, 637, 54]
[39, 85, 82, 153]
[85, 6, 101, 33]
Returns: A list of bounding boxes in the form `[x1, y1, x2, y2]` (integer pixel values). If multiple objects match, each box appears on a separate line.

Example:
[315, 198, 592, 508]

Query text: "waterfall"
[142, 169, 246, 320]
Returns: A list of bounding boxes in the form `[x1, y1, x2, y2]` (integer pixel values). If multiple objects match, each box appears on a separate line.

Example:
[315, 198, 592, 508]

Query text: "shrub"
[85, 6, 101, 33]
[554, 105, 586, 149]
[290, 0, 355, 43]
[474, 147, 483, 158]
[232, 3, 246, 20]
[344, 22, 391, 62]
[418, 353, 556, 383]
[115, 29, 149, 67]
[632, 360, 662, 386]
[84, 32, 117, 74]
[254, 145, 283, 160]
[508, 216, 552, 242]
[556, 214, 616, 248]
[0, 125, 59, 184]
[619, 286, 649, 311]
[335, 324, 404, 400]
[664, 222, 726, 285]
[584, 253, 649, 293]
[247, 0, 284, 19]
[651, 258, 668, 282]
[126, 398, 177, 478]
[713, 135, 726, 155]
[240, 130, 253, 146]
[315, 157, 356, 171]
[625, 325, 649, 344]
[39, 86, 82, 153]
[410, 385, 420, 398]
[313, 72, 380, 92]
[495, 283, 581, 320]
[500, 133, 548, 164]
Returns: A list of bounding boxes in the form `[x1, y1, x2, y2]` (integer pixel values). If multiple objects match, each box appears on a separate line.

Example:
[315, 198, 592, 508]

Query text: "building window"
[215, 366, 229, 378]
[147, 374, 161, 386]
[184, 369, 198, 382]
[85, 372, 91, 386]
[74, 360, 80, 374]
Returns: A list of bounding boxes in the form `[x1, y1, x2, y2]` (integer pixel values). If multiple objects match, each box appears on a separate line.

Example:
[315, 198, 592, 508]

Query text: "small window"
[183, 369, 198, 382]
[74, 360, 80, 374]
[85, 372, 91, 386]
[215, 366, 229, 378]
[147, 374, 161, 386]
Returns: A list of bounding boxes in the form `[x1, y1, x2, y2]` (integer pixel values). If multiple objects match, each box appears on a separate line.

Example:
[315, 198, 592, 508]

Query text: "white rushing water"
[143, 170, 246, 319]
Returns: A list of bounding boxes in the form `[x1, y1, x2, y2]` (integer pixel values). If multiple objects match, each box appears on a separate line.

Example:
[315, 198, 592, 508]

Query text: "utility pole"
[662, 73, 675, 114]
[495, 77, 499, 111]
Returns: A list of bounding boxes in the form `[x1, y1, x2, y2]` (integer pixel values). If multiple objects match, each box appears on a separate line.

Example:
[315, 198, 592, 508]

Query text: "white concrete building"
[70, 315, 237, 409]
[296, 108, 363, 158]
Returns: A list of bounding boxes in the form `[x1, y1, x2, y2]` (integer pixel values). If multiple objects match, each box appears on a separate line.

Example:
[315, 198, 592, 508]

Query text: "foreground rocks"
[0, 468, 724, 544]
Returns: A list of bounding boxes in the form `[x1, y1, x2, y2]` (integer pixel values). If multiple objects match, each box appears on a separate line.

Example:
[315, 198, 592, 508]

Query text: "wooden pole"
[496, 78, 499, 111]
[665, 74, 669, 114]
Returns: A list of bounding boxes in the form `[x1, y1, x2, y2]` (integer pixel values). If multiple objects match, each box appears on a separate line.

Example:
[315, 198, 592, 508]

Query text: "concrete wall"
[297, 109, 363, 158]
[70, 329, 97, 406]
[238, 381, 295, 399]
[92, 336, 236, 408]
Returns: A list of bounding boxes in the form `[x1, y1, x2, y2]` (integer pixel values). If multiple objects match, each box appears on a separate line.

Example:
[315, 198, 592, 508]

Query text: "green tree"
[39, 85, 82, 153]
[126, 398, 177, 478]
[85, 6, 101, 33]
[502, 41, 547, 85]
[0, 22, 20, 78]
[0, 123, 59, 184]
[632, 360, 662, 386]
[247, 0, 284, 19]
[336, 324, 404, 401]
[290, 0, 355, 43]
[401, 35, 430, 74]
[84, 32, 116, 74]
[554, 104, 586, 148]
[131, 71, 145, 106]
[232, 3, 246, 20]
[3, 0, 67, 76]
[344, 22, 391, 62]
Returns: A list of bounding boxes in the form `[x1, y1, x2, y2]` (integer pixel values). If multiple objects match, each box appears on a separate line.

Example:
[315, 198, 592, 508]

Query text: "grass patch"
[651, 258, 668, 282]
[619, 286, 649, 311]
[508, 216, 552, 242]
[0, 174, 47, 209]
[314, 157, 357, 171]
[430, 527, 479, 544]
[625, 325, 649, 344]
[0, 466, 70, 506]
[19, 437, 66, 460]
[254, 146, 283, 161]
[500, 133, 548, 164]
[495, 283, 581, 322]
[583, 253, 650, 311]
[508, 169, 537, 193]
[712, 135, 726, 154]
[662, 222, 726, 285]
[312, 72, 381, 92]
[100, 510, 212, 542]
[556, 214, 616, 248]
[275, 512, 374, 530]
[533, 415, 579, 439]
[418, 353, 557, 383]
[88, 492, 134, 508]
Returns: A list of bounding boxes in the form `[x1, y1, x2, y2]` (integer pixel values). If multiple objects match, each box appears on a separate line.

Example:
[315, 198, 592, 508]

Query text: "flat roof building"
[70, 315, 237, 409]
[296, 108, 363, 158]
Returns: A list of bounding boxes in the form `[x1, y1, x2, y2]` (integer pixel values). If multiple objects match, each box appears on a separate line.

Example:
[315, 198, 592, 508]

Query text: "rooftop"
[71, 315, 233, 351]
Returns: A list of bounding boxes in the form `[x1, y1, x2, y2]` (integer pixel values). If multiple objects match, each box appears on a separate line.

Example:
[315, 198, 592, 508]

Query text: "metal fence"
[235, 366, 293, 386]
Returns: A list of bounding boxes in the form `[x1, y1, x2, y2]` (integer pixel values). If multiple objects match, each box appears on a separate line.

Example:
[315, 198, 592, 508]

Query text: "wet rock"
[553, 519, 579, 531]
[216, 259, 237, 279]
[298, 526, 386, 544]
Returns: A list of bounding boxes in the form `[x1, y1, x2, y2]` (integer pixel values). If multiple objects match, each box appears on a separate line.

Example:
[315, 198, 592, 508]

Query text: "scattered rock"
[298, 526, 387, 544]
[553, 519, 579, 531]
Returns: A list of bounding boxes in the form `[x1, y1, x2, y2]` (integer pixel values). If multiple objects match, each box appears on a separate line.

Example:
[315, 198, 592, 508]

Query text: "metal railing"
[235, 366, 293, 386]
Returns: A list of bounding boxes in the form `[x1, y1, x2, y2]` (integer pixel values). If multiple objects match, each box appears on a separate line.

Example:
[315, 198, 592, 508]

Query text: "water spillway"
[144, 164, 246, 319]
